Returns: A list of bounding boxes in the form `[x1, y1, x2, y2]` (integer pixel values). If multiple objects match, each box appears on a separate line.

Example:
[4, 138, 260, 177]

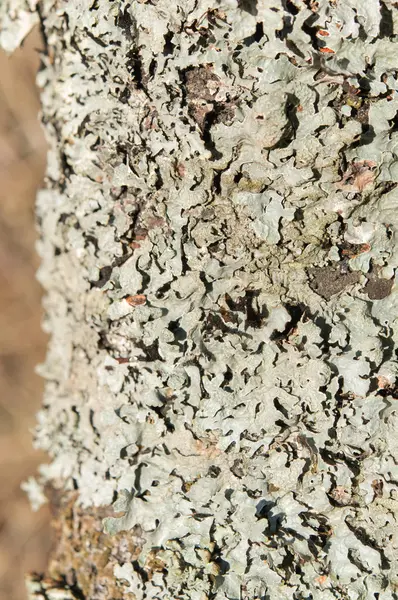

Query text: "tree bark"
[3, 1, 398, 599]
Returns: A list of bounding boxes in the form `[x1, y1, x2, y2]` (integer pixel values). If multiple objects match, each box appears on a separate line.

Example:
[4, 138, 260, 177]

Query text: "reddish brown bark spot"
[125, 294, 147, 306]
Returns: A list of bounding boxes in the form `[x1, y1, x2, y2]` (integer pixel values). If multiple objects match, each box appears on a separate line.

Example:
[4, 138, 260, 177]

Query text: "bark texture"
[3, 0, 398, 599]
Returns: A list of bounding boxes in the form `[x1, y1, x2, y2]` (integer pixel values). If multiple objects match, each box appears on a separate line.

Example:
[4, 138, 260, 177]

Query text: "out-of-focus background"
[0, 27, 51, 600]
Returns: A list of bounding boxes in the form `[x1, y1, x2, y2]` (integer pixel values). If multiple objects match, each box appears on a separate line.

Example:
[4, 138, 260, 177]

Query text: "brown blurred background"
[0, 27, 51, 600]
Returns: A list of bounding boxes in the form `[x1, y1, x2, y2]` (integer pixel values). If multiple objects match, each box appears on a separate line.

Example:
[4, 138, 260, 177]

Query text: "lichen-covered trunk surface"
[3, 0, 398, 598]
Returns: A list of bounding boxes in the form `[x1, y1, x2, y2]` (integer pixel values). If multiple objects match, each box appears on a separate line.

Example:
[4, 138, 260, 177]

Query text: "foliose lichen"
[4, 0, 398, 598]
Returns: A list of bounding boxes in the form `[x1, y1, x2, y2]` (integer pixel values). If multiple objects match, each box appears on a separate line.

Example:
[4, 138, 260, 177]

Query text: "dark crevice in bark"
[379, 1, 394, 38]
[151, 404, 176, 432]
[238, 0, 258, 16]
[85, 28, 107, 48]
[90, 265, 112, 288]
[242, 22, 265, 46]
[69, 35, 90, 68]
[116, 6, 134, 40]
[126, 49, 147, 91]
[135, 338, 164, 362]
[163, 31, 175, 55]
[201, 109, 223, 160]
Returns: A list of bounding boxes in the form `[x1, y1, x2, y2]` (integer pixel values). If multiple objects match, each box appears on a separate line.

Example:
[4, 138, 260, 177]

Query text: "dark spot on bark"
[270, 93, 298, 149]
[163, 31, 175, 55]
[231, 459, 245, 478]
[363, 274, 393, 300]
[371, 479, 384, 498]
[212, 170, 222, 195]
[380, 1, 394, 38]
[256, 498, 277, 519]
[301, 10, 319, 49]
[224, 291, 269, 328]
[85, 28, 108, 48]
[388, 109, 398, 133]
[203, 311, 251, 339]
[135, 339, 163, 362]
[118, 86, 131, 103]
[76, 114, 91, 138]
[213, 101, 237, 125]
[69, 35, 90, 69]
[351, 123, 376, 148]
[58, 212, 73, 224]
[238, 0, 258, 15]
[274, 397, 289, 419]
[220, 366, 233, 392]
[91, 265, 112, 288]
[284, 0, 299, 15]
[208, 465, 221, 478]
[356, 101, 370, 125]
[185, 65, 220, 103]
[337, 240, 367, 259]
[225, 292, 246, 313]
[286, 93, 300, 131]
[116, 7, 134, 40]
[276, 0, 301, 41]
[201, 108, 223, 160]
[184, 66, 233, 158]
[168, 319, 187, 342]
[155, 280, 172, 299]
[126, 49, 147, 91]
[154, 166, 164, 190]
[308, 266, 361, 300]
[378, 382, 398, 399]
[243, 22, 264, 45]
[244, 290, 267, 328]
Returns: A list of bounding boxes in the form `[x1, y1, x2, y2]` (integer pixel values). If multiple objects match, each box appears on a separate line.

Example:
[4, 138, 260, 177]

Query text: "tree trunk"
[3, 1, 398, 598]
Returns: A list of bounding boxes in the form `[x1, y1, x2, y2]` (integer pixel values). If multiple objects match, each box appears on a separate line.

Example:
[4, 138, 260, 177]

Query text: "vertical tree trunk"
[3, 1, 398, 598]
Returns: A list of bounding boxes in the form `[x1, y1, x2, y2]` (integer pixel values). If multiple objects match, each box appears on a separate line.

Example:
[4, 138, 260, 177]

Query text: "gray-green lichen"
[4, 0, 398, 598]
[0, 0, 38, 52]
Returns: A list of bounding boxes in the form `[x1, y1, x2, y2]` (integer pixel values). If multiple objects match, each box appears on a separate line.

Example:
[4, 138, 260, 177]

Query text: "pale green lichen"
[4, 0, 398, 598]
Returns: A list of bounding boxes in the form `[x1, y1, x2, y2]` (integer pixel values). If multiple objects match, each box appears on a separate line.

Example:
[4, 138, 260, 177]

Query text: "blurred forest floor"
[0, 28, 51, 600]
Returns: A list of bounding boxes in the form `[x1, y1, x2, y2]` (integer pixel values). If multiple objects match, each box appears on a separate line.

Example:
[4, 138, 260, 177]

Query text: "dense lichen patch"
[4, 0, 398, 598]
